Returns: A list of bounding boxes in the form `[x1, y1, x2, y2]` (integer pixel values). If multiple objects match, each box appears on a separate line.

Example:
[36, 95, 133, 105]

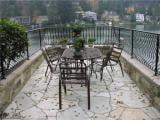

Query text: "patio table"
[61, 47, 102, 60]
[61, 48, 103, 74]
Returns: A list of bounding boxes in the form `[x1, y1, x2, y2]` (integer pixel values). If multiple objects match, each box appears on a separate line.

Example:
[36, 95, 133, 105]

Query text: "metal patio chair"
[94, 45, 112, 56]
[44, 47, 62, 76]
[92, 42, 124, 81]
[92, 47, 113, 81]
[59, 61, 90, 109]
[108, 42, 124, 76]
[42, 48, 60, 91]
[90, 44, 113, 76]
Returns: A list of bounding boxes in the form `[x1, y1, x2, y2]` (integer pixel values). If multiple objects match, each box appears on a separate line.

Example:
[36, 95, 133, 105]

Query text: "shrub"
[88, 38, 96, 44]
[59, 38, 68, 45]
[0, 19, 28, 69]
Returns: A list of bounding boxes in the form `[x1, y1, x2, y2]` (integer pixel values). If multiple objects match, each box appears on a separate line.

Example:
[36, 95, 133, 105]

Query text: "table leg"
[90, 59, 94, 75]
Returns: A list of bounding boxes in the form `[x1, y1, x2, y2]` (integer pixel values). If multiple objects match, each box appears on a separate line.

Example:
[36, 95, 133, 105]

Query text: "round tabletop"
[62, 48, 102, 60]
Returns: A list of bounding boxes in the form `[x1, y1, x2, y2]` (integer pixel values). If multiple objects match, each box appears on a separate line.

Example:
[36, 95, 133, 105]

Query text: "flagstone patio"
[3, 61, 160, 120]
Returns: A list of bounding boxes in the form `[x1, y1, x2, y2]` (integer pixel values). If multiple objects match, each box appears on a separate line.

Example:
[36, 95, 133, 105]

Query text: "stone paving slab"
[3, 61, 160, 120]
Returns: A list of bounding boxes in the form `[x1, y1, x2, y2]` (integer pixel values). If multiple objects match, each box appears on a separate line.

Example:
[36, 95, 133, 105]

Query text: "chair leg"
[106, 67, 113, 82]
[55, 58, 60, 71]
[100, 68, 103, 81]
[59, 79, 62, 109]
[119, 61, 124, 77]
[109, 60, 113, 71]
[90, 59, 94, 75]
[90, 63, 97, 79]
[45, 73, 52, 92]
[63, 84, 67, 94]
[45, 65, 49, 76]
[95, 72, 98, 79]
[87, 79, 90, 110]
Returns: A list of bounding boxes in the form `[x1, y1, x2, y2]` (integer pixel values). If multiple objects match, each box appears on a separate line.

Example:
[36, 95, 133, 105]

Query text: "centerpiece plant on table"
[74, 37, 85, 51]
[73, 37, 85, 57]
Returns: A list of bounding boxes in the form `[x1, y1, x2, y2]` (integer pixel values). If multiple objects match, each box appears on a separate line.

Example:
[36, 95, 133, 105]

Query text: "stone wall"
[121, 52, 160, 110]
[0, 51, 43, 111]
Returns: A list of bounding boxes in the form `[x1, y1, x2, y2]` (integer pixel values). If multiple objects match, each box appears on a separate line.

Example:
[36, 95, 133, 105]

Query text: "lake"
[119, 24, 160, 34]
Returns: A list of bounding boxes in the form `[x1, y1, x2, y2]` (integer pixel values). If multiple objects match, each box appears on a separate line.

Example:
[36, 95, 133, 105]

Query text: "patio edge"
[0, 50, 43, 111]
[121, 51, 160, 110]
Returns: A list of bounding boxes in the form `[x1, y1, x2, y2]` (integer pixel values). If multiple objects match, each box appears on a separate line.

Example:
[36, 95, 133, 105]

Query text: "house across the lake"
[83, 11, 97, 22]
[136, 13, 144, 23]
[10, 16, 31, 25]
[101, 11, 119, 22]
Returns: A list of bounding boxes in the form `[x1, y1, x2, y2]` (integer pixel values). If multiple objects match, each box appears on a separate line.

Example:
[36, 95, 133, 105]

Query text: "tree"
[97, 0, 107, 18]
[0, 0, 21, 18]
[57, 0, 76, 24]
[79, 0, 91, 11]
[47, 0, 59, 24]
[114, 0, 125, 16]
[150, 3, 160, 17]
[127, 7, 135, 15]
[28, 0, 47, 17]
[47, 0, 76, 24]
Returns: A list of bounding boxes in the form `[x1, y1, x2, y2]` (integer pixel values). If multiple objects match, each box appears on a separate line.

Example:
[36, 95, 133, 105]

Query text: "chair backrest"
[59, 61, 88, 84]
[54, 47, 65, 56]
[94, 45, 112, 56]
[46, 46, 66, 57]
[41, 48, 53, 72]
[45, 47, 66, 66]
[110, 43, 123, 62]
[101, 46, 113, 66]
[45, 47, 59, 60]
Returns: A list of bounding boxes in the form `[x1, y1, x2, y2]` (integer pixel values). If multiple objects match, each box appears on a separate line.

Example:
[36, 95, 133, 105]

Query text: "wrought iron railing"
[0, 25, 160, 79]
[111, 27, 160, 75]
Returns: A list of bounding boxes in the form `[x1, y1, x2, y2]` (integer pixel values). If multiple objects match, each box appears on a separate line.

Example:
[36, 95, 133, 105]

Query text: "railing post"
[111, 26, 112, 41]
[118, 28, 121, 44]
[26, 32, 29, 60]
[155, 34, 159, 76]
[131, 30, 134, 58]
[39, 29, 42, 48]
[0, 44, 5, 79]
[107, 26, 109, 42]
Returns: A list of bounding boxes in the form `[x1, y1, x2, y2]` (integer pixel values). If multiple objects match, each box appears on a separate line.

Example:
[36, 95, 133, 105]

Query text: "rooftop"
[4, 61, 160, 120]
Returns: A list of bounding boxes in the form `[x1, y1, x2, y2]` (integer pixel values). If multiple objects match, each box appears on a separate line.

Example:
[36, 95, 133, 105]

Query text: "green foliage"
[0, 1, 21, 17]
[47, 0, 76, 24]
[74, 37, 85, 52]
[69, 23, 85, 37]
[29, 0, 47, 17]
[47, 0, 59, 23]
[97, 0, 125, 18]
[0, 1, 47, 20]
[79, 0, 91, 11]
[88, 38, 96, 44]
[70, 23, 85, 33]
[0, 19, 28, 69]
[57, 1, 76, 24]
[59, 38, 68, 45]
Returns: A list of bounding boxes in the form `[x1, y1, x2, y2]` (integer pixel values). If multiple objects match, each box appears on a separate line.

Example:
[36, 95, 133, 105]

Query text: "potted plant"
[70, 23, 85, 37]
[73, 37, 85, 57]
[88, 38, 96, 47]
[59, 38, 68, 48]
[0, 19, 28, 70]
